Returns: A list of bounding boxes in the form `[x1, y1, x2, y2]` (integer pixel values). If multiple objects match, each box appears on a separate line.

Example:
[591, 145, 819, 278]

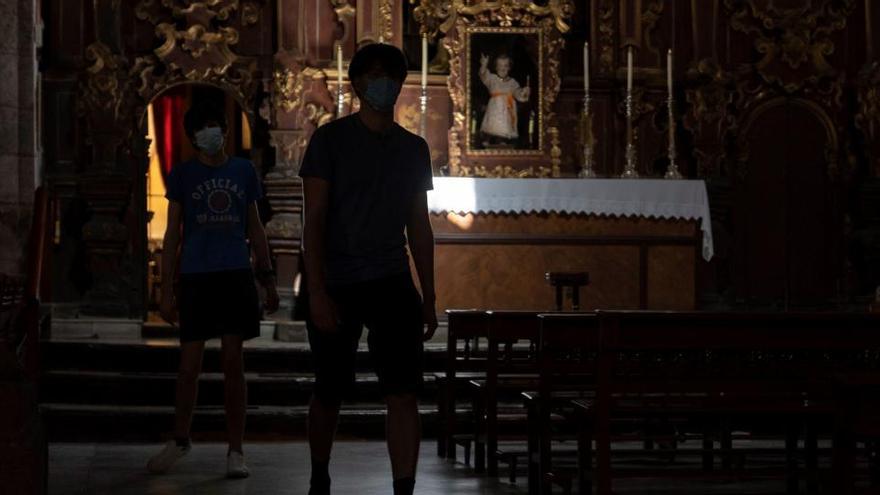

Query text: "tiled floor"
[49, 441, 528, 495]
[49, 440, 846, 494]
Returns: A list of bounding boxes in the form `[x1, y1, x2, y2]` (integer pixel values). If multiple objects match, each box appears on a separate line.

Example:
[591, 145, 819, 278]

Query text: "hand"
[159, 292, 178, 326]
[264, 285, 280, 314]
[309, 291, 340, 333]
[421, 298, 439, 342]
[480, 53, 489, 67]
[520, 86, 531, 100]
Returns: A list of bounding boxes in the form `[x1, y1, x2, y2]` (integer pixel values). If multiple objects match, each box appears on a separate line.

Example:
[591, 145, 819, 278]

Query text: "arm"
[247, 202, 279, 313]
[479, 54, 492, 87]
[303, 177, 330, 296]
[302, 177, 338, 331]
[160, 200, 182, 324]
[406, 191, 438, 340]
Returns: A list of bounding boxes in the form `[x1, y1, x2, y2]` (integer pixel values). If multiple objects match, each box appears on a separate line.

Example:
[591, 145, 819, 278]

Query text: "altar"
[425, 178, 713, 312]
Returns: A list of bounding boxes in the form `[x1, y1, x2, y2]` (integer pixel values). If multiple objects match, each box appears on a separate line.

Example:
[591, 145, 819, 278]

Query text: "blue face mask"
[362, 77, 401, 113]
[195, 126, 225, 156]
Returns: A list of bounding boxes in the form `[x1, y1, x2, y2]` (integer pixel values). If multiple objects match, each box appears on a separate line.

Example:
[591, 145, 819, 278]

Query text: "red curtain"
[152, 86, 187, 184]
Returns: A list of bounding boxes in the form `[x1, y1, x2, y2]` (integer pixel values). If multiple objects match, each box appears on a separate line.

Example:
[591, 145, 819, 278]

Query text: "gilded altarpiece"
[413, 0, 574, 177]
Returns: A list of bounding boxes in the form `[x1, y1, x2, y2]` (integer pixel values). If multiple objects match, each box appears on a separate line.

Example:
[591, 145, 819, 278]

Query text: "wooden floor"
[48, 440, 836, 494]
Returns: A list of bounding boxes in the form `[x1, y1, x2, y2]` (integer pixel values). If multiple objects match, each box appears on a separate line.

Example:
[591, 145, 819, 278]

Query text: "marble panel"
[0, 53, 18, 108]
[0, 0, 17, 56]
[0, 106, 19, 155]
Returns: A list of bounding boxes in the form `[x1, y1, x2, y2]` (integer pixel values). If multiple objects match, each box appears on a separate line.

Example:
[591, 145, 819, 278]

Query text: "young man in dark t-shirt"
[299, 43, 437, 495]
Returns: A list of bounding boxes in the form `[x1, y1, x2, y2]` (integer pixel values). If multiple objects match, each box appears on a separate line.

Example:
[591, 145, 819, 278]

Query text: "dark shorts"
[302, 271, 425, 402]
[177, 268, 262, 343]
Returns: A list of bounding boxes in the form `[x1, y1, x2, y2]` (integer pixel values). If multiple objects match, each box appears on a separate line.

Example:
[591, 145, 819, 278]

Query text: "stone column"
[0, 0, 39, 277]
[269, 2, 335, 336]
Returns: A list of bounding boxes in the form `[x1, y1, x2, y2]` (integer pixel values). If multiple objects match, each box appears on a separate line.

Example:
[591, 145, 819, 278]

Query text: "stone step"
[41, 370, 443, 406]
[40, 403, 463, 442]
[41, 339, 448, 374]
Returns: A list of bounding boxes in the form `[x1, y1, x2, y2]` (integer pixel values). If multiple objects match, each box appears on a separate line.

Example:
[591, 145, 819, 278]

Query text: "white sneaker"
[227, 451, 250, 479]
[147, 440, 190, 474]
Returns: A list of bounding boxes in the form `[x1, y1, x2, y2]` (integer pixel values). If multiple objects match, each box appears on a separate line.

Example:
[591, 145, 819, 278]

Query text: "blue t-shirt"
[165, 157, 263, 274]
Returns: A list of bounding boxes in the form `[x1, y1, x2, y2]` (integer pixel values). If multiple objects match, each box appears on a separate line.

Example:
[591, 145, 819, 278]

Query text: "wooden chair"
[529, 312, 601, 495]
[545, 272, 589, 311]
[439, 309, 489, 463]
[472, 310, 543, 479]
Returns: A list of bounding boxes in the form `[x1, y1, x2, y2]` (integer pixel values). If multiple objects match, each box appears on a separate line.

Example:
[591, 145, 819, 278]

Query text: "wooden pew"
[467, 310, 543, 479]
[440, 309, 489, 462]
[539, 311, 880, 495]
[470, 310, 584, 481]
[526, 313, 600, 495]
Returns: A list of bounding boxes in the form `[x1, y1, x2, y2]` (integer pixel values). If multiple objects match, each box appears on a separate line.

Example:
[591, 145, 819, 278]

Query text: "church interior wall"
[28, 0, 880, 320]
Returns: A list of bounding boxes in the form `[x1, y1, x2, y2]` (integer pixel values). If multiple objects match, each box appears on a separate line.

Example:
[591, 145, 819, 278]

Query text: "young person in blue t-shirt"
[147, 100, 279, 478]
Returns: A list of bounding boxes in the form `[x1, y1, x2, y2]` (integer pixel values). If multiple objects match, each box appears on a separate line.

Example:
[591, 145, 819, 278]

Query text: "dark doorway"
[734, 99, 835, 308]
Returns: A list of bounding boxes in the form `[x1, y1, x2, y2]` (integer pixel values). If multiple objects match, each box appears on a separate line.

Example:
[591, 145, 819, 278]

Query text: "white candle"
[627, 46, 633, 92]
[336, 43, 343, 89]
[667, 49, 673, 96]
[584, 41, 589, 94]
[421, 34, 428, 89]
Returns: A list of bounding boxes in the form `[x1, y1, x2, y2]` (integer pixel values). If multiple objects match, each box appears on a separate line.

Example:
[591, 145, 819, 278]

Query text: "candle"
[336, 43, 343, 89]
[627, 46, 633, 92]
[583, 41, 589, 94]
[421, 34, 428, 89]
[667, 49, 673, 96]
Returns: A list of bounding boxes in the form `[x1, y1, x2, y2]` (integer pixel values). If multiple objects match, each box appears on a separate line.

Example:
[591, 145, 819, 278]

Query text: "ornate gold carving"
[241, 2, 261, 25]
[81, 42, 130, 123]
[273, 65, 336, 128]
[458, 164, 552, 177]
[330, 0, 356, 45]
[596, 0, 614, 73]
[378, 0, 395, 42]
[130, 0, 259, 115]
[640, 1, 664, 64]
[684, 58, 734, 177]
[856, 63, 880, 174]
[723, 0, 856, 93]
[429, 0, 572, 177]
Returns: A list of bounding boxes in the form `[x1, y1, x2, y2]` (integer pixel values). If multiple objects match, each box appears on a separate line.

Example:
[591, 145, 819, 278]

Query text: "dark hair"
[348, 43, 408, 84]
[183, 100, 228, 139]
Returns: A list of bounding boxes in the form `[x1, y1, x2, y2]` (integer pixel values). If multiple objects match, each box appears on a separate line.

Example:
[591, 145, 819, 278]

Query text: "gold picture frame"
[419, 0, 573, 177]
[465, 26, 543, 157]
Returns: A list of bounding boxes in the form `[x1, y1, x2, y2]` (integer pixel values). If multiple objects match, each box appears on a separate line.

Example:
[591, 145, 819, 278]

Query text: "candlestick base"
[336, 90, 345, 119]
[664, 164, 683, 180]
[620, 143, 639, 179]
[419, 89, 428, 138]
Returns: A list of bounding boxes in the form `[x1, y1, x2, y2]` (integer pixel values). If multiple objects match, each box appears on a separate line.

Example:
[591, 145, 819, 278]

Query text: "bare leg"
[221, 334, 246, 454]
[173, 340, 206, 440]
[385, 393, 421, 479]
[308, 395, 341, 462]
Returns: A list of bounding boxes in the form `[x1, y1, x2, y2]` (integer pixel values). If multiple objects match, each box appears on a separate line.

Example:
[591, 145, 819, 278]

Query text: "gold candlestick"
[665, 49, 683, 180]
[620, 46, 639, 179]
[336, 43, 345, 118]
[420, 33, 429, 138]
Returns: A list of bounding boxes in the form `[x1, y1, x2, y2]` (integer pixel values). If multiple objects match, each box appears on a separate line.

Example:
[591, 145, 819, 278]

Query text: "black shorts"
[302, 271, 425, 402]
[177, 268, 262, 343]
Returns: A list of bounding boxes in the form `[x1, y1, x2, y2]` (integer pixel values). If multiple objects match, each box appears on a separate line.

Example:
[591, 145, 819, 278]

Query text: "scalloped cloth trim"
[427, 177, 715, 261]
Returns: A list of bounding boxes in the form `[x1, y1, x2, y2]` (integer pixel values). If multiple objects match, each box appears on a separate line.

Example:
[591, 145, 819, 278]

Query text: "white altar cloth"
[427, 177, 714, 261]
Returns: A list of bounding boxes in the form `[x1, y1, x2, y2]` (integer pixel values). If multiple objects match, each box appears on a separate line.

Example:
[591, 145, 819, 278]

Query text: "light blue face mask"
[194, 126, 225, 156]
[362, 77, 401, 113]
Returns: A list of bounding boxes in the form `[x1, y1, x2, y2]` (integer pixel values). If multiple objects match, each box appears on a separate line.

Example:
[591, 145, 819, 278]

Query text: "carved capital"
[268, 130, 309, 177]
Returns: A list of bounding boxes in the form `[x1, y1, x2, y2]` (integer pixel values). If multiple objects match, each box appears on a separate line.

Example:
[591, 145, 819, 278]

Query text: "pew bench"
[537, 311, 880, 495]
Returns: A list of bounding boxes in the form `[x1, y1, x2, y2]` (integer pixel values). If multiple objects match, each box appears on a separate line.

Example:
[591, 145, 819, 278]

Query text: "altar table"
[424, 178, 713, 312]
